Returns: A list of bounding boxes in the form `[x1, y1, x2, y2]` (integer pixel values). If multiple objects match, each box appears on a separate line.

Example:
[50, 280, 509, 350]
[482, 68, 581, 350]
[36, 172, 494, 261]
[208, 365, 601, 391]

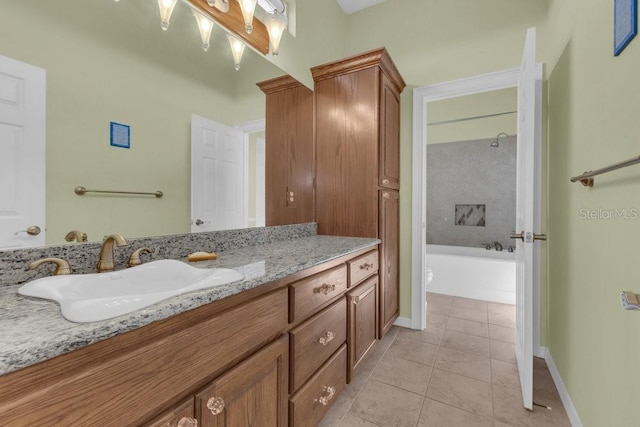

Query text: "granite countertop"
[0, 235, 379, 376]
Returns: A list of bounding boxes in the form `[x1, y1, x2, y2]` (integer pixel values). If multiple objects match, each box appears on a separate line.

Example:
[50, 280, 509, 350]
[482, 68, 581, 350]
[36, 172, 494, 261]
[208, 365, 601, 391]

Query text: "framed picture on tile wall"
[614, 0, 637, 56]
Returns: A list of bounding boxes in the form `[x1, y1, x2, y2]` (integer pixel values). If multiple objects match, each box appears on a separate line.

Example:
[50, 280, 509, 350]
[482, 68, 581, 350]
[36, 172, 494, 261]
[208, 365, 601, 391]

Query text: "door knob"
[510, 231, 524, 242]
[15, 226, 41, 236]
[533, 233, 547, 241]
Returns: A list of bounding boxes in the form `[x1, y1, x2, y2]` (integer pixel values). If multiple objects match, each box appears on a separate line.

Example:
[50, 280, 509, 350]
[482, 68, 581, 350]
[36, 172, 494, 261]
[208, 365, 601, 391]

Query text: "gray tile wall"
[426, 137, 516, 249]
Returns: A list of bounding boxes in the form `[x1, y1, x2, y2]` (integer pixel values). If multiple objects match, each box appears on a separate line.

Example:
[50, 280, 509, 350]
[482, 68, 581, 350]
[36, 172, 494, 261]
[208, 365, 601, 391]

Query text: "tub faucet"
[98, 234, 128, 272]
[489, 241, 503, 251]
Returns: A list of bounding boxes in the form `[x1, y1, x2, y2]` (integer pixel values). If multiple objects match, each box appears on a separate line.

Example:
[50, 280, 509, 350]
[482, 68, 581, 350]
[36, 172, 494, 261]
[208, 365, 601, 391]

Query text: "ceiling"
[336, 0, 386, 14]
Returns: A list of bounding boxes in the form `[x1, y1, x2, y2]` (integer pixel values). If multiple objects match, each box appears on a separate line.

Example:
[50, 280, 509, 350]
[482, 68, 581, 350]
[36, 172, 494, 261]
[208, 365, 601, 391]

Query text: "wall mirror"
[0, 0, 290, 248]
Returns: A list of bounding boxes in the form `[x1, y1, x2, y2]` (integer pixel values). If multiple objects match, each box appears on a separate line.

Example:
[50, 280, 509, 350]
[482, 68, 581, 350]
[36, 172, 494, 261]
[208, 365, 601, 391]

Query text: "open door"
[191, 114, 246, 232]
[513, 27, 542, 410]
[0, 55, 46, 249]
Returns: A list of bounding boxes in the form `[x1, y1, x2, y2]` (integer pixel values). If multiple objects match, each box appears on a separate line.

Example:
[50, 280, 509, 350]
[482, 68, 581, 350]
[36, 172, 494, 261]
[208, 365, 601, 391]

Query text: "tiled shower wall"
[426, 137, 516, 249]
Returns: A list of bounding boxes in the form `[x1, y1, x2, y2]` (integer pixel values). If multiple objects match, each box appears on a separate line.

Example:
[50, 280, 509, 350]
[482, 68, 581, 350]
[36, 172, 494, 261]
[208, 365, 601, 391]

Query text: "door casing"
[410, 65, 544, 358]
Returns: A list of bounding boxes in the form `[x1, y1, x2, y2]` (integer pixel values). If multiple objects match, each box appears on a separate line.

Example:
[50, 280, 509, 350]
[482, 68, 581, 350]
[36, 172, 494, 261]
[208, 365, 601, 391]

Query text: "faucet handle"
[128, 247, 153, 267]
[28, 257, 72, 276]
[103, 234, 127, 246]
[65, 230, 88, 243]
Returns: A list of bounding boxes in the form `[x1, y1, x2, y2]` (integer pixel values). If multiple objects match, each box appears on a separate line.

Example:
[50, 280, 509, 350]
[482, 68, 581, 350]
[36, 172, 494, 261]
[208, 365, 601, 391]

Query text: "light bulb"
[263, 10, 287, 56]
[207, 0, 229, 12]
[227, 34, 246, 70]
[193, 11, 214, 51]
[158, 0, 178, 31]
[237, 0, 258, 34]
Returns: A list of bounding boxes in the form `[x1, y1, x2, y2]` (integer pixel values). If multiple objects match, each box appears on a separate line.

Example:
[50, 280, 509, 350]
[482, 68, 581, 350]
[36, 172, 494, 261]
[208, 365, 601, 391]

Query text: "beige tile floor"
[319, 293, 571, 427]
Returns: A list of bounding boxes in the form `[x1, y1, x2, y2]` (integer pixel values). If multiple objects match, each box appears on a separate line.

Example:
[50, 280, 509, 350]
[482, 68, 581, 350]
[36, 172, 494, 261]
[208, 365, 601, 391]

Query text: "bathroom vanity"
[0, 233, 379, 426]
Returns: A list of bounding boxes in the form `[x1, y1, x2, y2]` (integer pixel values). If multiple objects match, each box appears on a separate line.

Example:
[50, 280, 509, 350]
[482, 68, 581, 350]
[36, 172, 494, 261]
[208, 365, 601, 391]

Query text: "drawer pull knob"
[177, 417, 198, 427]
[207, 396, 225, 415]
[352, 286, 376, 304]
[318, 331, 335, 346]
[382, 192, 390, 199]
[315, 385, 336, 406]
[382, 178, 390, 184]
[314, 283, 336, 295]
[359, 262, 374, 271]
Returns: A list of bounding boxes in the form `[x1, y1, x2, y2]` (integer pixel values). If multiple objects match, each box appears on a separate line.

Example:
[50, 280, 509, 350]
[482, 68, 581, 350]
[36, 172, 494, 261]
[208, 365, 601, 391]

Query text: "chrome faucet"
[97, 234, 128, 272]
[489, 241, 503, 251]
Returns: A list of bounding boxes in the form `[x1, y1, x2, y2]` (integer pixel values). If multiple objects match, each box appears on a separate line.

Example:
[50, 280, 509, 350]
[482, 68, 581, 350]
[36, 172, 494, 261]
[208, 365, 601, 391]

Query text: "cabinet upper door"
[315, 67, 380, 238]
[379, 75, 401, 190]
[195, 336, 288, 427]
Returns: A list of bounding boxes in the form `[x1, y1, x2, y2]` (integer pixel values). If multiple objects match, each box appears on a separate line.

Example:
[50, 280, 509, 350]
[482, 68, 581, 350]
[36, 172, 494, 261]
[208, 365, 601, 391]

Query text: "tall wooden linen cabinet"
[312, 49, 405, 337]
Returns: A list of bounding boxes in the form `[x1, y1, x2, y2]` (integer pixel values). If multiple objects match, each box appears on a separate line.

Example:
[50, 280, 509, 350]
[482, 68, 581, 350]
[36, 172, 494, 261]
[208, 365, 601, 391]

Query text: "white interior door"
[514, 27, 537, 410]
[255, 137, 265, 227]
[0, 55, 46, 249]
[191, 114, 245, 232]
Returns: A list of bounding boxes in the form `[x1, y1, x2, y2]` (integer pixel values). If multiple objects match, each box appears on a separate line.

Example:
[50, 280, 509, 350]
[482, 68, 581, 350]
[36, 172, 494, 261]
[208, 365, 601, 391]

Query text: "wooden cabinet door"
[379, 190, 400, 337]
[144, 397, 195, 427]
[259, 77, 314, 227]
[195, 336, 288, 427]
[315, 67, 380, 238]
[379, 75, 401, 190]
[347, 276, 378, 382]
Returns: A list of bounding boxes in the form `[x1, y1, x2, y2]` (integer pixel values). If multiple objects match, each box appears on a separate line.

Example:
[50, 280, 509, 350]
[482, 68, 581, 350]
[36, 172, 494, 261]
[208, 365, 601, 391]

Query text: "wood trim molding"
[257, 75, 304, 94]
[187, 0, 269, 55]
[311, 48, 406, 93]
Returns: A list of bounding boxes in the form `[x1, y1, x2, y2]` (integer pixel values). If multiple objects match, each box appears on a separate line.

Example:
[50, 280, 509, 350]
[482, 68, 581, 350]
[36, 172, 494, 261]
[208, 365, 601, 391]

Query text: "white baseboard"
[544, 348, 583, 427]
[393, 316, 412, 328]
[534, 345, 546, 359]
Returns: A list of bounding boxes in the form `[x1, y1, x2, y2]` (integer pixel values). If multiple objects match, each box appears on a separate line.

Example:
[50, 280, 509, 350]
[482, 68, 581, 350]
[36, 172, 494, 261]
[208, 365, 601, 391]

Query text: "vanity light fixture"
[237, 0, 258, 33]
[158, 0, 179, 31]
[193, 10, 215, 51]
[227, 34, 246, 70]
[207, 0, 230, 12]
[262, 4, 286, 55]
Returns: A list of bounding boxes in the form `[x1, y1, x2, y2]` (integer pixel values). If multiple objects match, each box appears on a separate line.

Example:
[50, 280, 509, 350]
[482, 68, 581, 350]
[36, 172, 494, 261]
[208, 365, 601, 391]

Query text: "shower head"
[491, 132, 511, 148]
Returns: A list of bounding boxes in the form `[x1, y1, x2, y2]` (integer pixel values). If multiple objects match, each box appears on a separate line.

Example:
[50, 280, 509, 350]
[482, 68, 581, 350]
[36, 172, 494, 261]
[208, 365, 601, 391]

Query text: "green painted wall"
[545, 0, 640, 424]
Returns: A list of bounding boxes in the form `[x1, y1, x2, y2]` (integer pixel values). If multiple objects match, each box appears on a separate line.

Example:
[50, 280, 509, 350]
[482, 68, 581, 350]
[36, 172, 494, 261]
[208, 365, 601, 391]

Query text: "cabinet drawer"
[289, 345, 347, 427]
[347, 250, 378, 287]
[290, 298, 347, 392]
[289, 265, 347, 322]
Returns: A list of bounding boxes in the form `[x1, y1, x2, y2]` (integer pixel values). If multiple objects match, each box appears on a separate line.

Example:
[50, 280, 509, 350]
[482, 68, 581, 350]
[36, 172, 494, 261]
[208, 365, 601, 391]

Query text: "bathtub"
[426, 244, 516, 305]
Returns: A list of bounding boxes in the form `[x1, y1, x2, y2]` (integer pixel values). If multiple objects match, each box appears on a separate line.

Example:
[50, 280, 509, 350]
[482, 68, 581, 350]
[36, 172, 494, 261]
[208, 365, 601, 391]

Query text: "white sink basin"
[18, 259, 244, 323]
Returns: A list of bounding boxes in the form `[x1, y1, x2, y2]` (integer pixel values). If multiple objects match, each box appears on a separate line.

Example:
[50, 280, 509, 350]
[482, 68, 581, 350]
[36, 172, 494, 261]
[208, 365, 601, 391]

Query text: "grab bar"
[74, 186, 163, 198]
[570, 154, 640, 187]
